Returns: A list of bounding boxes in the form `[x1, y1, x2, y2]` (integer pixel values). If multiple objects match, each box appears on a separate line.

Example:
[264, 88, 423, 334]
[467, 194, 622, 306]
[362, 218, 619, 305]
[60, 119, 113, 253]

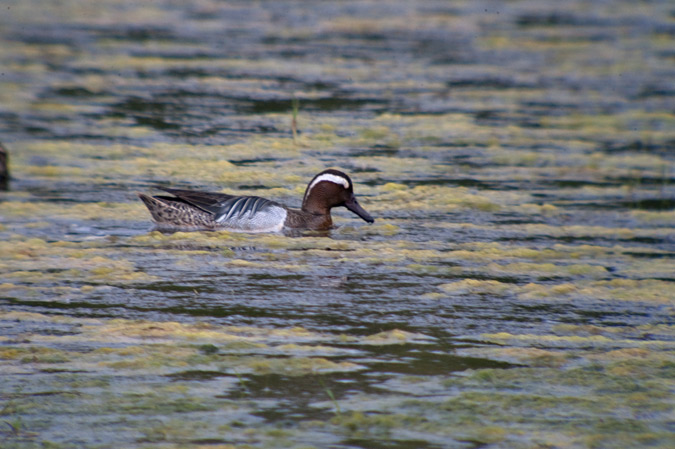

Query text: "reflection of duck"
[0, 142, 8, 191]
[139, 169, 374, 232]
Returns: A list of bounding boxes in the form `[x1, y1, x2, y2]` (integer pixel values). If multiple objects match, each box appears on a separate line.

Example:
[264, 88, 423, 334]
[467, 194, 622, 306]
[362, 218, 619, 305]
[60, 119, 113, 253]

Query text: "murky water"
[1, 1, 674, 448]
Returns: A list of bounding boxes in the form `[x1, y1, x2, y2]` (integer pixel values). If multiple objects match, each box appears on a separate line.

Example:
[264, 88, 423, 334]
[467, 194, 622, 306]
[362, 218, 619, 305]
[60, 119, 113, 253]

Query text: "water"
[1, 1, 674, 448]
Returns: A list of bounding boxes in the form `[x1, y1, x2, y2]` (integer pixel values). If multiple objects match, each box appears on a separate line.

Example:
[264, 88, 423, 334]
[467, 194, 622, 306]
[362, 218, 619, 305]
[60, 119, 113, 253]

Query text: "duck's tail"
[137, 193, 214, 231]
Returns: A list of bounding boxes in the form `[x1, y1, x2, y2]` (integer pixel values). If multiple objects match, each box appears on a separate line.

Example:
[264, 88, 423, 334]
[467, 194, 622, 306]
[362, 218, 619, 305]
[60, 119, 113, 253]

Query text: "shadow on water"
[342, 438, 448, 449]
[105, 91, 390, 134]
[221, 350, 514, 419]
[564, 198, 675, 211]
[108, 97, 184, 130]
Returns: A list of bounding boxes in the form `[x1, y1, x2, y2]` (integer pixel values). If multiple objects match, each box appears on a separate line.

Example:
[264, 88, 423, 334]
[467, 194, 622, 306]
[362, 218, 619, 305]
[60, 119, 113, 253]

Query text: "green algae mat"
[0, 1, 674, 448]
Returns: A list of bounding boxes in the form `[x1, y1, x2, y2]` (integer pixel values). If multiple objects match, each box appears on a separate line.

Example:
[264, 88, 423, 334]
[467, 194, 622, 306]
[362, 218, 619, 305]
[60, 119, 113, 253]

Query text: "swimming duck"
[138, 169, 374, 232]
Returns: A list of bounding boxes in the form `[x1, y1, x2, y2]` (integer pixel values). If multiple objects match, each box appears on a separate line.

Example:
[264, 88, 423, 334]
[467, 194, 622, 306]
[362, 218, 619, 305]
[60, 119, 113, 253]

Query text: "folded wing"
[213, 196, 277, 223]
[155, 187, 287, 232]
[157, 187, 235, 213]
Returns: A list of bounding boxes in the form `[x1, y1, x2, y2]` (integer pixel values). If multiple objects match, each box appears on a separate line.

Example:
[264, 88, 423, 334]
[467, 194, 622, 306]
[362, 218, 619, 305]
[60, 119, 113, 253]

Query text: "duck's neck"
[286, 208, 333, 230]
[302, 195, 330, 216]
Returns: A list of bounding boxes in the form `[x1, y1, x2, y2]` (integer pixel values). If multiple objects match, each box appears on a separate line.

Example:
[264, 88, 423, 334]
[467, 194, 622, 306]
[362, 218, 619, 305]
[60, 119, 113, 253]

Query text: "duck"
[138, 169, 374, 232]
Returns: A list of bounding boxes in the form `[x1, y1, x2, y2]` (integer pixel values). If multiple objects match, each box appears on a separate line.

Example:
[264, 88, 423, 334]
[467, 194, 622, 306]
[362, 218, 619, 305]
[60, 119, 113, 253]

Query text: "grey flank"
[213, 196, 287, 232]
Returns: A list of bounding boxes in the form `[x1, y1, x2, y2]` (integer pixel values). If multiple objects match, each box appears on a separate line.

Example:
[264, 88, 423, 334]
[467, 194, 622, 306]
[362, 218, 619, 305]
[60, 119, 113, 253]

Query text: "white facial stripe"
[307, 173, 350, 194]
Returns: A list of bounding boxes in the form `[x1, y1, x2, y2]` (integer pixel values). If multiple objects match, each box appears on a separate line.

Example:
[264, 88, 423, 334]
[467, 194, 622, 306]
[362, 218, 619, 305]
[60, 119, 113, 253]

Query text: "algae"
[1, 0, 674, 448]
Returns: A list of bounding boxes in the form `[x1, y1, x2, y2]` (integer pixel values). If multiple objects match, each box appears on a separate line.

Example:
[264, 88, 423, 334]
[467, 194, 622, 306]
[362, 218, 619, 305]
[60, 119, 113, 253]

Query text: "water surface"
[0, 1, 673, 448]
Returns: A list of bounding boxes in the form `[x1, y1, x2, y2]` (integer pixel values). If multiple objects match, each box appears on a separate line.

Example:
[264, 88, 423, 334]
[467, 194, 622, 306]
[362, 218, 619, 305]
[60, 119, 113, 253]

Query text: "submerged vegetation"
[0, 0, 673, 448]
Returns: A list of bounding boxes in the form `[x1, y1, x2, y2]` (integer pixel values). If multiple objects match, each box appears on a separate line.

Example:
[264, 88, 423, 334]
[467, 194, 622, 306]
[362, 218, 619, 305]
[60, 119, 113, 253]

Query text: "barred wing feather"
[214, 196, 277, 223]
[157, 187, 234, 212]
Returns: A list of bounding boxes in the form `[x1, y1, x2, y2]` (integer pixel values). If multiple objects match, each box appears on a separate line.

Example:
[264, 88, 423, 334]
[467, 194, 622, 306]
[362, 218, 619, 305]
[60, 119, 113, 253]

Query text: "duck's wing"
[212, 196, 280, 223]
[155, 188, 283, 225]
[157, 187, 236, 214]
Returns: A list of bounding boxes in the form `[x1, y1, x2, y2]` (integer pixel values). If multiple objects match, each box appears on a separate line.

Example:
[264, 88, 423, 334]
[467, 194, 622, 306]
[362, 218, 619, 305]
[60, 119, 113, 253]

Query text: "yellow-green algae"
[429, 222, 674, 242]
[322, 322, 674, 449]
[0, 236, 158, 285]
[0, 310, 379, 377]
[3, 309, 672, 449]
[0, 310, 369, 446]
[1, 200, 144, 221]
[360, 329, 434, 345]
[439, 278, 675, 304]
[1, 0, 674, 447]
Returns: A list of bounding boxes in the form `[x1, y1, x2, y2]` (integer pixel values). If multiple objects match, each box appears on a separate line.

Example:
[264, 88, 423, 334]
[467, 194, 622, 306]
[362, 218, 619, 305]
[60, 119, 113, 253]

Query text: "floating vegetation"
[1, 0, 674, 448]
